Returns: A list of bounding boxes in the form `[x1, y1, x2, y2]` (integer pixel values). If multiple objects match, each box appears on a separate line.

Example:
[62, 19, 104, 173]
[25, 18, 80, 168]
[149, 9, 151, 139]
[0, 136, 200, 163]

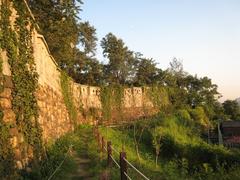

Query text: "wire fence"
[47, 144, 73, 180]
[94, 127, 150, 180]
[123, 157, 150, 180]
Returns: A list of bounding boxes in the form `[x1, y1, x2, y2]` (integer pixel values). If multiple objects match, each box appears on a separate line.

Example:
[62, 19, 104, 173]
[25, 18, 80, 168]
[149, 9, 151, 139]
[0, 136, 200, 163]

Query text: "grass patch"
[22, 125, 107, 179]
[99, 115, 240, 180]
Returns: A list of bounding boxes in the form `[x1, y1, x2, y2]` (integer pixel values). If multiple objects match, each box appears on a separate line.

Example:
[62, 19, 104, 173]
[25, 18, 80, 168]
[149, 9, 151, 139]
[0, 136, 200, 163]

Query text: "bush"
[149, 115, 240, 172]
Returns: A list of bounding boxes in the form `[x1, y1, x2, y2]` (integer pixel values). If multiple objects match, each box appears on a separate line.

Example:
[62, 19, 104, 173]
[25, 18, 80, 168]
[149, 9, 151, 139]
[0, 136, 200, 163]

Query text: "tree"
[169, 57, 184, 77]
[134, 58, 158, 86]
[74, 21, 101, 85]
[164, 59, 188, 109]
[190, 106, 212, 132]
[101, 33, 137, 84]
[29, 0, 83, 71]
[151, 126, 164, 168]
[223, 100, 240, 120]
[29, 1, 103, 84]
[79, 21, 97, 57]
[76, 58, 103, 86]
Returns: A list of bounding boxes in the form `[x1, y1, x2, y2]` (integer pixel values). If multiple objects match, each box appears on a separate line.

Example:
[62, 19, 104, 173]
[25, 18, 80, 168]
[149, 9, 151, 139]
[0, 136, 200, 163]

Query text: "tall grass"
[99, 114, 240, 180]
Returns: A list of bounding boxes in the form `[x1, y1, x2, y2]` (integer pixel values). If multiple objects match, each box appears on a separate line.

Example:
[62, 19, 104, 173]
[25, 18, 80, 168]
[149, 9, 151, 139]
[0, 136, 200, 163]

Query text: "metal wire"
[110, 155, 120, 169]
[98, 133, 150, 180]
[111, 145, 120, 154]
[124, 172, 133, 180]
[123, 158, 150, 180]
[47, 145, 73, 180]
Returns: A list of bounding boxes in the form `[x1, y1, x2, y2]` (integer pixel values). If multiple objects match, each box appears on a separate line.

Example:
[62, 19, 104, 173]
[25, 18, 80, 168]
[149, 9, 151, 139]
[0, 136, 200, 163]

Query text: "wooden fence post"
[99, 133, 102, 147]
[96, 132, 99, 145]
[102, 136, 105, 152]
[107, 141, 112, 166]
[120, 152, 127, 180]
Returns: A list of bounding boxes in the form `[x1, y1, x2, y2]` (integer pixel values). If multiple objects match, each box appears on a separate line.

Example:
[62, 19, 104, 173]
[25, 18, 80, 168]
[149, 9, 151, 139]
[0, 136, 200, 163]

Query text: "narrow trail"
[67, 132, 95, 180]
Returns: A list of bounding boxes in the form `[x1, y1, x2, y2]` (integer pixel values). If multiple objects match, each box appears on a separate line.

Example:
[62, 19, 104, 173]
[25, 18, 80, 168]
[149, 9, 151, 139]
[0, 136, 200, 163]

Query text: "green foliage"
[176, 109, 193, 126]
[23, 125, 105, 179]
[12, 0, 42, 150]
[28, 0, 102, 86]
[151, 126, 163, 167]
[71, 21, 102, 86]
[190, 106, 211, 128]
[100, 117, 240, 180]
[135, 58, 159, 86]
[100, 86, 112, 121]
[100, 126, 160, 179]
[150, 115, 240, 173]
[75, 58, 104, 86]
[79, 21, 98, 56]
[28, 0, 83, 70]
[147, 85, 170, 112]
[223, 100, 240, 120]
[60, 72, 78, 127]
[100, 85, 124, 123]
[101, 33, 137, 84]
[0, 118, 16, 178]
[0, 1, 43, 176]
[0, 1, 16, 178]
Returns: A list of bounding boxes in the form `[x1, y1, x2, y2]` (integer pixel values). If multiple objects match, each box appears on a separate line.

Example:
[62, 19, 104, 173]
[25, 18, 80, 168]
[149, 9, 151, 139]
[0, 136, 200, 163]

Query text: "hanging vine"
[60, 72, 78, 128]
[0, 0, 17, 178]
[147, 85, 170, 112]
[100, 84, 124, 123]
[0, 0, 43, 172]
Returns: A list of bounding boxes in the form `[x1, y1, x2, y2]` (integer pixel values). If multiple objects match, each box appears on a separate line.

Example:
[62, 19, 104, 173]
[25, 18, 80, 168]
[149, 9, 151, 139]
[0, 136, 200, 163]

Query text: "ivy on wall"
[147, 85, 170, 112]
[100, 85, 124, 123]
[60, 72, 78, 128]
[0, 0, 43, 175]
[0, 0, 17, 178]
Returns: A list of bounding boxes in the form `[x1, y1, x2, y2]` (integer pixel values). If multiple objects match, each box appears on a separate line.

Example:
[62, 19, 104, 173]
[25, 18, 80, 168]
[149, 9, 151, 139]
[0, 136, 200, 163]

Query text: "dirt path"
[67, 133, 95, 180]
[68, 154, 93, 179]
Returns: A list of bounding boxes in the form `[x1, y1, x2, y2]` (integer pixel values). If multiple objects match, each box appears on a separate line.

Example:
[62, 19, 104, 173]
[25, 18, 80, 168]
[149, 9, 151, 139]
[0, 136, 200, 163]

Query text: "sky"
[80, 0, 240, 101]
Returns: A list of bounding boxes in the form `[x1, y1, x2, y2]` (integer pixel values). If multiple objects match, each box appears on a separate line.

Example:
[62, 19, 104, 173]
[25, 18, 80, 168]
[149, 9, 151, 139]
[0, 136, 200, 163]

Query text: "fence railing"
[93, 127, 150, 180]
[47, 144, 73, 180]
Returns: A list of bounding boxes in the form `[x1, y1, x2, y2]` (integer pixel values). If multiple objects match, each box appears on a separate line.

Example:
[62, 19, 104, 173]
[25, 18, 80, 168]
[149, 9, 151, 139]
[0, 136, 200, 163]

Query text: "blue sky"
[80, 0, 240, 101]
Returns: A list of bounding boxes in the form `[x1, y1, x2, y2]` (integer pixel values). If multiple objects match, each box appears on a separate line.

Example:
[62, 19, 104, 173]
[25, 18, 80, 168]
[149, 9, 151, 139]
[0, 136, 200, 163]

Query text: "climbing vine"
[0, 0, 43, 175]
[147, 85, 170, 112]
[0, 1, 17, 178]
[100, 86, 112, 122]
[60, 72, 78, 128]
[100, 84, 124, 123]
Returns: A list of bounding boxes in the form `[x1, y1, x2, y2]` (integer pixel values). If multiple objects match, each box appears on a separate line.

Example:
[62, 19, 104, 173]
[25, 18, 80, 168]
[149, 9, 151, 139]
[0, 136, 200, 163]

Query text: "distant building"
[221, 121, 240, 147]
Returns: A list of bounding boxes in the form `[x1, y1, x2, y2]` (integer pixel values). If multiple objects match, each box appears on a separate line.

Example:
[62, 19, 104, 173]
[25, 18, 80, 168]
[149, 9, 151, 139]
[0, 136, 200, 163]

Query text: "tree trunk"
[155, 151, 159, 168]
[133, 124, 141, 162]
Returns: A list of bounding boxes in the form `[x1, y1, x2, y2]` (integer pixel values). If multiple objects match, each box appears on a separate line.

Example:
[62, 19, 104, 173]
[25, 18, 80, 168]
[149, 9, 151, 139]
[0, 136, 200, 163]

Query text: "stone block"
[37, 100, 43, 108]
[9, 127, 18, 136]
[14, 149, 21, 160]
[19, 135, 24, 143]
[10, 136, 18, 148]
[16, 161, 23, 169]
[3, 109, 16, 123]
[0, 97, 12, 109]
[28, 148, 33, 158]
[0, 88, 11, 98]
[38, 116, 44, 125]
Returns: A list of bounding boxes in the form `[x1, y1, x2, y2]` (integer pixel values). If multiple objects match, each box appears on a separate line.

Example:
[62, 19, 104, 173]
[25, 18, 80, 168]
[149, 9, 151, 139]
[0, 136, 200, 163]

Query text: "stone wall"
[36, 86, 73, 142]
[32, 25, 154, 134]
[1, 16, 153, 142]
[0, 1, 154, 169]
